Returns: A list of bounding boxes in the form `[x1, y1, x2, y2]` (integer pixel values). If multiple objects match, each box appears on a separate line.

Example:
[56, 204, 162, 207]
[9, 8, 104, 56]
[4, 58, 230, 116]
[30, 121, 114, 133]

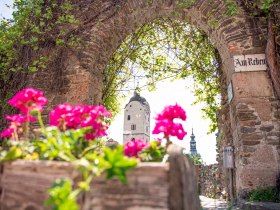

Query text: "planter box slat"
[0, 145, 200, 210]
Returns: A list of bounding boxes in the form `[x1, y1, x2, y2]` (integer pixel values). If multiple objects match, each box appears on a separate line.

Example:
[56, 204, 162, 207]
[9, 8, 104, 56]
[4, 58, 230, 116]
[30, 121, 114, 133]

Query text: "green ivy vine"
[0, 0, 79, 79]
[103, 19, 221, 133]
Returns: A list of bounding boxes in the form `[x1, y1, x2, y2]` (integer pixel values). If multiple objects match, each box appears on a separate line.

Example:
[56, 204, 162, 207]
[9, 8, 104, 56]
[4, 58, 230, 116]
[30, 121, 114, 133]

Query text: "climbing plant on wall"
[0, 0, 79, 78]
[1, 0, 279, 133]
[103, 19, 221, 133]
[103, 0, 280, 132]
[0, 0, 80, 124]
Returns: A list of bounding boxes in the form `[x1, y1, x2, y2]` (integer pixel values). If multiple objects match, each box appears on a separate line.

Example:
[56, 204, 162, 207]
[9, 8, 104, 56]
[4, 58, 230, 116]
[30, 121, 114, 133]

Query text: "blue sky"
[0, 0, 218, 164]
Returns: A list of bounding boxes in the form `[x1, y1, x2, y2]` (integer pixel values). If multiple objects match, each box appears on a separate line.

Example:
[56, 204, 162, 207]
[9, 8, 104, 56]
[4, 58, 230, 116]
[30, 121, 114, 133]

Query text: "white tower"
[123, 91, 150, 144]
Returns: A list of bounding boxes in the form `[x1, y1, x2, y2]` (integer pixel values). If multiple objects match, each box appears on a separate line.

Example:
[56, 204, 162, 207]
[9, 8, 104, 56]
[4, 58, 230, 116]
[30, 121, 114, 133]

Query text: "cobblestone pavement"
[200, 196, 238, 210]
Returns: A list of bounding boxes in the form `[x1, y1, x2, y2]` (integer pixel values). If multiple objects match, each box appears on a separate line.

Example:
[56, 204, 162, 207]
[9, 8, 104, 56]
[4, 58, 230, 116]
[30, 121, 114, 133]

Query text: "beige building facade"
[123, 92, 150, 144]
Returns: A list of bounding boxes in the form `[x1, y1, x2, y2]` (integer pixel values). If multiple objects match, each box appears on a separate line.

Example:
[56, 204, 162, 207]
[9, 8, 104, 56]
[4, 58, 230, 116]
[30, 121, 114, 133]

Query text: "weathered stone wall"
[230, 71, 280, 198]
[198, 164, 226, 199]
[0, 0, 268, 114]
[216, 52, 233, 200]
[1, 0, 280, 202]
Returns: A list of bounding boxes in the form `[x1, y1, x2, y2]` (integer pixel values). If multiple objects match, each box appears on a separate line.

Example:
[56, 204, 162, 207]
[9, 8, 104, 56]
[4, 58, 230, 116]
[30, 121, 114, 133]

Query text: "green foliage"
[103, 19, 221, 133]
[225, 0, 239, 16]
[44, 146, 137, 209]
[177, 0, 197, 8]
[35, 127, 95, 161]
[224, 0, 278, 17]
[258, 0, 275, 12]
[139, 141, 167, 162]
[248, 186, 279, 202]
[45, 179, 79, 210]
[0, 0, 79, 78]
[103, 146, 137, 183]
[232, 0, 279, 16]
[186, 154, 203, 165]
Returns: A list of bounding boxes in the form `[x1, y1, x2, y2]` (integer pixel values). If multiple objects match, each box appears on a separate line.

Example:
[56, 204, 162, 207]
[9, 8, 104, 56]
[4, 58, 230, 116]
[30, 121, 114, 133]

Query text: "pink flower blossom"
[6, 114, 35, 123]
[9, 88, 48, 114]
[152, 119, 173, 136]
[169, 123, 186, 140]
[156, 104, 186, 121]
[124, 139, 148, 157]
[1, 114, 34, 139]
[49, 104, 74, 130]
[80, 106, 111, 140]
[152, 104, 187, 140]
[1, 128, 14, 138]
[49, 104, 111, 140]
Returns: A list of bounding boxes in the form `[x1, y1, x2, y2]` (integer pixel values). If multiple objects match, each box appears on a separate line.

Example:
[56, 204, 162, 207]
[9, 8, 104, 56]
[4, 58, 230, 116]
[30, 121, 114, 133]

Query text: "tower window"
[127, 115, 131, 120]
[130, 105, 132, 107]
[146, 126, 149, 132]
[131, 124, 136, 130]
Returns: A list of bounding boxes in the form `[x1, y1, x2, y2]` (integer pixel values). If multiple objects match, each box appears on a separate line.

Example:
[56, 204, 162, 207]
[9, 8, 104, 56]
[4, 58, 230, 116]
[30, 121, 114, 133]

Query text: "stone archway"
[5, 0, 280, 200]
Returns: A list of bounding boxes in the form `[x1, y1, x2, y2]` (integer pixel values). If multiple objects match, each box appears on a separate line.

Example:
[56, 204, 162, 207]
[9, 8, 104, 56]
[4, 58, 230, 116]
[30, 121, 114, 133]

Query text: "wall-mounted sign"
[227, 81, 233, 103]
[234, 54, 267, 72]
[223, 146, 234, 169]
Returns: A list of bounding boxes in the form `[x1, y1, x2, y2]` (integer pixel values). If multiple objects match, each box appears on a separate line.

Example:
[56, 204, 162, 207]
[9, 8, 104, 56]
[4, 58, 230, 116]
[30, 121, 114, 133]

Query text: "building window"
[130, 105, 132, 107]
[146, 126, 149, 132]
[131, 124, 136, 130]
[127, 115, 130, 120]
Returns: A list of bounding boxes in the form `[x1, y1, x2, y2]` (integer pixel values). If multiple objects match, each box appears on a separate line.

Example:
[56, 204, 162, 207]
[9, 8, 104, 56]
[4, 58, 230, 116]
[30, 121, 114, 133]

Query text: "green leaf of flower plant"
[103, 146, 137, 184]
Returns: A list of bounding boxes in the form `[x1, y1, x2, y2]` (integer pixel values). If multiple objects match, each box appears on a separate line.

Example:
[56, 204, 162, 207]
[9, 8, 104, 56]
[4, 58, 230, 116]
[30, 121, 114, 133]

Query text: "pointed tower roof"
[190, 128, 195, 142]
[190, 128, 198, 156]
[126, 91, 150, 111]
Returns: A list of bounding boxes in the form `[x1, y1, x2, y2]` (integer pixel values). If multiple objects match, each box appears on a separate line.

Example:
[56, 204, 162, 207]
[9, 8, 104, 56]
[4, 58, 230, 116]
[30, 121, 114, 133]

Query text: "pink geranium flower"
[124, 139, 148, 157]
[156, 104, 186, 121]
[1, 114, 34, 139]
[49, 104, 74, 130]
[49, 104, 111, 140]
[152, 119, 173, 136]
[80, 106, 112, 140]
[9, 88, 48, 114]
[152, 104, 187, 140]
[1, 128, 14, 139]
[169, 123, 186, 140]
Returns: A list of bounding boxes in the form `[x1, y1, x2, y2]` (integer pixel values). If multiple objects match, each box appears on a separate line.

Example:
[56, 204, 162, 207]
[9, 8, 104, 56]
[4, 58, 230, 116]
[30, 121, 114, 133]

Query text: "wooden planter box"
[0, 146, 200, 210]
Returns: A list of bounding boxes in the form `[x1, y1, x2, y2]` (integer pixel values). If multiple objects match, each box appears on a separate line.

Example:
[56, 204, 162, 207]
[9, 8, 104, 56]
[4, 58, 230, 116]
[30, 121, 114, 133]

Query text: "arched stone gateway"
[2, 0, 280, 201]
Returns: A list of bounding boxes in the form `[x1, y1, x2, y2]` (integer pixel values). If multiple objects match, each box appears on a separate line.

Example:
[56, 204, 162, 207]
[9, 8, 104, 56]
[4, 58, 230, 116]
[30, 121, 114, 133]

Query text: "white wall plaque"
[228, 81, 233, 103]
[234, 54, 267, 72]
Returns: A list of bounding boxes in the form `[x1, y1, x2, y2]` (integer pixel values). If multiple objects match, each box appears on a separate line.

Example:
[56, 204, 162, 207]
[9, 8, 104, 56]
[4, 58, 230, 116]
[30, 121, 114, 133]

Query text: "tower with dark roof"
[190, 128, 198, 155]
[123, 91, 150, 144]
